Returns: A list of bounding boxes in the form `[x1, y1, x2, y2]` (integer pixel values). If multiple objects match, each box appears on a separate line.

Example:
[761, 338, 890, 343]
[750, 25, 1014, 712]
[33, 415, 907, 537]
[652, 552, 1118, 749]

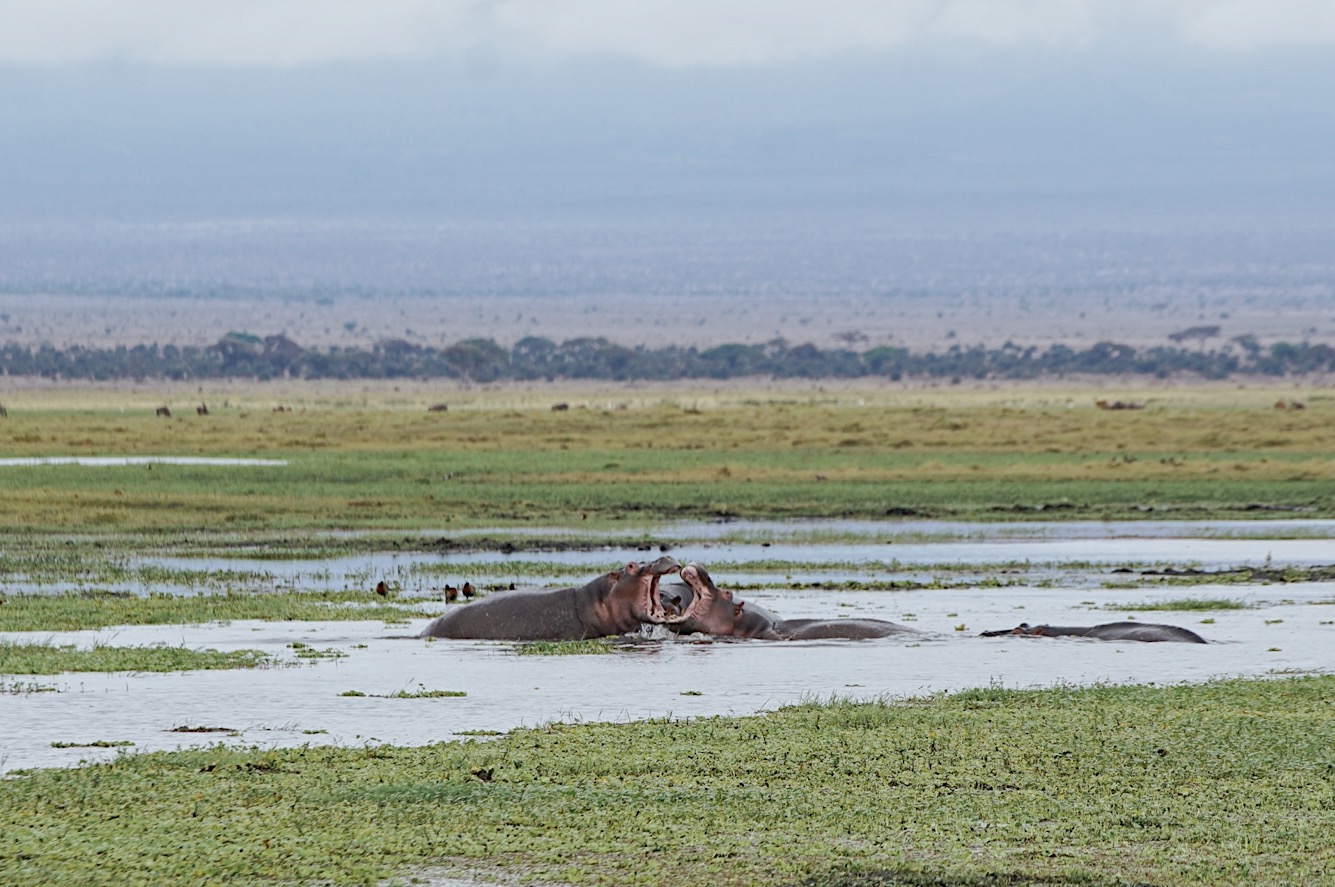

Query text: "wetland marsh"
[4, 519, 1334, 777]
[2, 384, 1334, 886]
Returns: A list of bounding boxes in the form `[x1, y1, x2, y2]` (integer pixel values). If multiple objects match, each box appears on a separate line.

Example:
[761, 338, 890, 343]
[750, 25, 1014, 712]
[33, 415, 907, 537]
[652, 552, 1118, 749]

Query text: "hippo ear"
[733, 602, 745, 618]
[624, 561, 638, 574]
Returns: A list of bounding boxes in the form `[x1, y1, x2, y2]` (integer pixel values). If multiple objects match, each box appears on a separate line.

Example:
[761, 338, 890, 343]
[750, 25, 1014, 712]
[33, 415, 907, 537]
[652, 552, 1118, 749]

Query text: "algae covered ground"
[2, 676, 1333, 886]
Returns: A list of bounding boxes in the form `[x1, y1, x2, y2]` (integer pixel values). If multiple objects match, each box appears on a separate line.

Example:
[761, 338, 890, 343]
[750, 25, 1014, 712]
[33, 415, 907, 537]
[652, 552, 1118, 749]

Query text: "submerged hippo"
[419, 555, 681, 640]
[979, 621, 1208, 644]
[667, 563, 920, 640]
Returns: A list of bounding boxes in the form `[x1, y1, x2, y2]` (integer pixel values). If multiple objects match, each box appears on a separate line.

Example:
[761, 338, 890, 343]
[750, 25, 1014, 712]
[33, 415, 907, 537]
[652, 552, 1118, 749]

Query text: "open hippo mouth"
[635, 555, 683, 623]
[665, 562, 720, 624]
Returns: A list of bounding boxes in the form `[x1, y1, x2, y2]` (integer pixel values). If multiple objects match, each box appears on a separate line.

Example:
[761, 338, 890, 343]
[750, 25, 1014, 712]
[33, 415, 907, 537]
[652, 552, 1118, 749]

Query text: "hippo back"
[419, 587, 585, 640]
[1084, 621, 1208, 643]
[776, 618, 921, 640]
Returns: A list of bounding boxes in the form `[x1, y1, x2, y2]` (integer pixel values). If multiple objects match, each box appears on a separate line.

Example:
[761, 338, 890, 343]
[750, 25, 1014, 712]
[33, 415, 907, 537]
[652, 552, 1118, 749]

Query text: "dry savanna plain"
[3, 378, 1335, 886]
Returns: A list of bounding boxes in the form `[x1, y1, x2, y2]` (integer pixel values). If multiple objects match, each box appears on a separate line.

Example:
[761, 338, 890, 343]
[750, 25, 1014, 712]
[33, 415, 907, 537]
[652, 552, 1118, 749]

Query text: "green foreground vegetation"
[0, 590, 430, 632]
[0, 641, 275, 675]
[2, 676, 1332, 886]
[0, 384, 1333, 537]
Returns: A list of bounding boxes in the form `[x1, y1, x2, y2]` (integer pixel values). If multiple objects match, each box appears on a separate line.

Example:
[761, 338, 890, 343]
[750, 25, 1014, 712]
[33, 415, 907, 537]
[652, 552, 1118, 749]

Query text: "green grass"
[0, 591, 433, 632]
[286, 641, 348, 660]
[2, 385, 1333, 884]
[1, 679, 60, 695]
[513, 639, 617, 656]
[0, 549, 1058, 593]
[2, 392, 1334, 535]
[1108, 565, 1335, 588]
[0, 641, 276, 674]
[1108, 597, 1251, 611]
[1, 676, 1333, 886]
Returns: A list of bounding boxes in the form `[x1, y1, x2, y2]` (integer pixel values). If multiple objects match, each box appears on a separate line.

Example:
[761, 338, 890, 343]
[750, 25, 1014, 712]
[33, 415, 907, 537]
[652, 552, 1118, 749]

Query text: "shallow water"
[4, 520, 1334, 775]
[130, 518, 1335, 597]
[0, 457, 288, 466]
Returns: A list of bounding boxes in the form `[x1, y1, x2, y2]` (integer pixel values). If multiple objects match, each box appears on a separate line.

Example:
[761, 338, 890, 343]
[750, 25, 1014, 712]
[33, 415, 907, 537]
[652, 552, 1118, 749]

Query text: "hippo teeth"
[646, 574, 669, 620]
[652, 557, 682, 576]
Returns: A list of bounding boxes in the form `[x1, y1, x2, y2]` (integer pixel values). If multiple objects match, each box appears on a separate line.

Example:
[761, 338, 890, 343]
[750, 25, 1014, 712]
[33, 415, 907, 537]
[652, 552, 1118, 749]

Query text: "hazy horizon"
[3, 2, 1334, 352]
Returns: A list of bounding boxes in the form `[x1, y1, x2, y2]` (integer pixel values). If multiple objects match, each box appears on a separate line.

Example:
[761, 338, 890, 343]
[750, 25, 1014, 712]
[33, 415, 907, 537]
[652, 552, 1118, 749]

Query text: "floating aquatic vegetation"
[0, 641, 276, 675]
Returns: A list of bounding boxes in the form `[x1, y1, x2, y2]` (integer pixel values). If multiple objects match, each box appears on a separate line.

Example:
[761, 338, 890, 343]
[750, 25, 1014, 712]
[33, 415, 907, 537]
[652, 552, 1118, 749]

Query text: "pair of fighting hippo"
[417, 556, 1208, 644]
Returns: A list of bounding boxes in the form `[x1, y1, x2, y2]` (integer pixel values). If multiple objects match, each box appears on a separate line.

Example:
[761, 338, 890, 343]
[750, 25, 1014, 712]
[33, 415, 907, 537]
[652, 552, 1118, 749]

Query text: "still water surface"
[4, 520, 1333, 774]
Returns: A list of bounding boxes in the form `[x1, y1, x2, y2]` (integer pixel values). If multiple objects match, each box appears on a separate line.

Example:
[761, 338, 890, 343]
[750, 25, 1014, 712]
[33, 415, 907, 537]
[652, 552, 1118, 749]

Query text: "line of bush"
[2, 333, 1332, 382]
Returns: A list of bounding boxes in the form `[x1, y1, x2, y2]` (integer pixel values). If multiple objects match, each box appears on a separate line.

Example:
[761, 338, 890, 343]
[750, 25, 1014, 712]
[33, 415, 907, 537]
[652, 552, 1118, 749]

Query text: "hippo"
[419, 555, 681, 640]
[664, 565, 786, 638]
[979, 621, 1208, 644]
[667, 563, 920, 640]
[765, 617, 921, 640]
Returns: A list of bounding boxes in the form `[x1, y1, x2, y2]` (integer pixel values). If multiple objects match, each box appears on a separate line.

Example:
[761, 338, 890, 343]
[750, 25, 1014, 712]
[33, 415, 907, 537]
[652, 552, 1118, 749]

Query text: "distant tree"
[214, 332, 262, 369]
[1231, 334, 1262, 356]
[512, 336, 559, 380]
[3, 329, 1334, 383]
[442, 338, 508, 382]
[699, 343, 768, 377]
[863, 346, 909, 380]
[1167, 325, 1221, 347]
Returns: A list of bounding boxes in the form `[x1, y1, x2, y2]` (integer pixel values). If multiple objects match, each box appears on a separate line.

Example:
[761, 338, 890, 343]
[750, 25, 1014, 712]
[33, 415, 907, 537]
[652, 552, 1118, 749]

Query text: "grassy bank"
[0, 641, 275, 674]
[0, 384, 1332, 536]
[1, 676, 1332, 886]
[0, 591, 431, 632]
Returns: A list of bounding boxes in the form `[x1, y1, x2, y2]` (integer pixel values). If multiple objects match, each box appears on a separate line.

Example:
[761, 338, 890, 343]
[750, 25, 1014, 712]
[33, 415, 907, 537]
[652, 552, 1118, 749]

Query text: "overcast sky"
[2, 1, 1334, 227]
[5, 1, 1335, 66]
